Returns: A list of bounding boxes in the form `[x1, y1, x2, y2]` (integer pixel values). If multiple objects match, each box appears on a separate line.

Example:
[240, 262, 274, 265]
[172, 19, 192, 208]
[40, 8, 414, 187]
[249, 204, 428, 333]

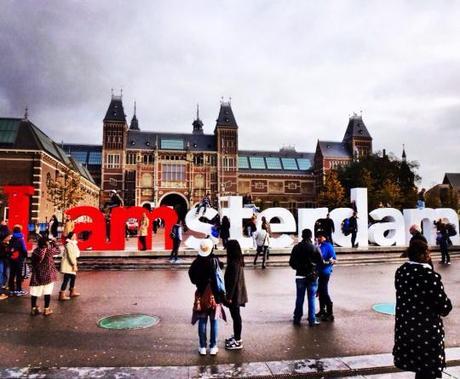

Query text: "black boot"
[322, 302, 334, 322]
[315, 302, 326, 318]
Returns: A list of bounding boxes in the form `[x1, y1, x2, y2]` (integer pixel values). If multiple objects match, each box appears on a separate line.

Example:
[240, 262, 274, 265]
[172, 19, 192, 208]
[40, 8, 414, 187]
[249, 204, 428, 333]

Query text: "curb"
[2, 348, 460, 378]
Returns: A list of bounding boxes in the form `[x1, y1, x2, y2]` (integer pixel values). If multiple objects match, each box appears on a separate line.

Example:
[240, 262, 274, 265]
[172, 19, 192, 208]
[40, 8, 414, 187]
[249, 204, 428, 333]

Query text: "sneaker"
[198, 347, 206, 356]
[225, 339, 243, 350]
[175, 258, 182, 263]
[209, 346, 218, 355]
[293, 319, 301, 326]
[225, 336, 235, 345]
[16, 290, 28, 297]
[0, 294, 8, 300]
[9, 290, 17, 296]
[447, 262, 452, 265]
[309, 320, 321, 327]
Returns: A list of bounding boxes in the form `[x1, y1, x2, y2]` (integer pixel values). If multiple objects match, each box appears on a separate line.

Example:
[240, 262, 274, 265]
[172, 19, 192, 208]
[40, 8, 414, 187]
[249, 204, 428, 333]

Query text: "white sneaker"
[198, 347, 206, 356]
[209, 346, 218, 355]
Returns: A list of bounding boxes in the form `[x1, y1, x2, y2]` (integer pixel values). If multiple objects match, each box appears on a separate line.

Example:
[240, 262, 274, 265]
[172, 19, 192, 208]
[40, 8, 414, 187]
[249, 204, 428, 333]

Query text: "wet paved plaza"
[0, 262, 458, 371]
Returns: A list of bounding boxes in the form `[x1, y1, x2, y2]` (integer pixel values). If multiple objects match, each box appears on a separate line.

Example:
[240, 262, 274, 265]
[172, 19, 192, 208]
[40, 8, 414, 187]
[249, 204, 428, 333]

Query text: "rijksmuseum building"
[62, 95, 373, 219]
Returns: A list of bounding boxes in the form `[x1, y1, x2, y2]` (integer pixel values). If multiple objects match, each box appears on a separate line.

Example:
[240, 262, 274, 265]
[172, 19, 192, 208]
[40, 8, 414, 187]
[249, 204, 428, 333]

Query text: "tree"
[318, 170, 346, 208]
[47, 166, 85, 219]
[336, 152, 420, 210]
[377, 179, 402, 207]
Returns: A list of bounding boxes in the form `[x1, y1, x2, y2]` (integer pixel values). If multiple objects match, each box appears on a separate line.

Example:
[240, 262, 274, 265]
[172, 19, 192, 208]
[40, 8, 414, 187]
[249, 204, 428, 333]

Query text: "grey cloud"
[1, 0, 459, 188]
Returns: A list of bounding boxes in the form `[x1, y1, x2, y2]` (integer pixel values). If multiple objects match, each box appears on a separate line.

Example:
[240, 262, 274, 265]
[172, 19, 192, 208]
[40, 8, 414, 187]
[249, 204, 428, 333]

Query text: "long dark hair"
[37, 236, 49, 249]
[226, 239, 244, 267]
[407, 240, 430, 263]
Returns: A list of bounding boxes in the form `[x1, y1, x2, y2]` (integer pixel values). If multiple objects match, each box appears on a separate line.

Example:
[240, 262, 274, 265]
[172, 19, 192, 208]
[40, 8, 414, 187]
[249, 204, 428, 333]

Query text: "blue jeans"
[0, 259, 7, 288]
[294, 278, 318, 324]
[198, 316, 218, 348]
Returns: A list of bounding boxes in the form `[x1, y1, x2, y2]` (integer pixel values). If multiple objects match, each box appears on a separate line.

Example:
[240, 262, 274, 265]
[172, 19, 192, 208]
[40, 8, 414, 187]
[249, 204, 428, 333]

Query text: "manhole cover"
[372, 303, 395, 316]
[97, 314, 160, 330]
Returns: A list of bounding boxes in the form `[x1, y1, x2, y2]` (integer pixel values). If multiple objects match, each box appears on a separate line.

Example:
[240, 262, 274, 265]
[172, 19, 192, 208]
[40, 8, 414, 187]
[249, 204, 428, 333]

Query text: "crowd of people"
[0, 220, 81, 314]
[0, 187, 455, 378]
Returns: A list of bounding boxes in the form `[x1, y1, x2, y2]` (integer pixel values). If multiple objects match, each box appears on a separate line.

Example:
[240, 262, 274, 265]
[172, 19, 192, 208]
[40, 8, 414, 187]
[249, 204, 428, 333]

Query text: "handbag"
[212, 258, 226, 302]
[193, 283, 217, 312]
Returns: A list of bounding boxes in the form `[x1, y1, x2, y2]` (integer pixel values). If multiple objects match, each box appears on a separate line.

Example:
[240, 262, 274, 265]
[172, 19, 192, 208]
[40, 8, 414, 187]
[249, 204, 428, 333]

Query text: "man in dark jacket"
[289, 228, 322, 326]
[349, 212, 358, 248]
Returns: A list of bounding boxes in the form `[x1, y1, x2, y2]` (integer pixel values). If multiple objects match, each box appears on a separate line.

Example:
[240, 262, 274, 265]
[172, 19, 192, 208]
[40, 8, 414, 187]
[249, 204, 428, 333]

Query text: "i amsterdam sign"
[3, 186, 459, 251]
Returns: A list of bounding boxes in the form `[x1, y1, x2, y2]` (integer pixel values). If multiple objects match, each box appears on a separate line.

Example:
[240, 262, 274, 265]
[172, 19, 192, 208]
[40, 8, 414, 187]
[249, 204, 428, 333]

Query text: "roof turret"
[104, 93, 126, 122]
[342, 112, 372, 143]
[215, 99, 238, 129]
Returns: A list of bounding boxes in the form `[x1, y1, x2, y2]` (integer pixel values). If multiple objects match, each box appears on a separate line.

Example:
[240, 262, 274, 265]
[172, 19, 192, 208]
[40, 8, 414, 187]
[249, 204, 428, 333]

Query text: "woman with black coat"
[189, 238, 226, 356]
[393, 240, 452, 379]
[224, 240, 248, 350]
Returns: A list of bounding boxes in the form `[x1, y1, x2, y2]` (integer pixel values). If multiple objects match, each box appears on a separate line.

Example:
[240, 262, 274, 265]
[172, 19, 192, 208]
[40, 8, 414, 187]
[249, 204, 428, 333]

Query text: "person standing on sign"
[188, 238, 226, 356]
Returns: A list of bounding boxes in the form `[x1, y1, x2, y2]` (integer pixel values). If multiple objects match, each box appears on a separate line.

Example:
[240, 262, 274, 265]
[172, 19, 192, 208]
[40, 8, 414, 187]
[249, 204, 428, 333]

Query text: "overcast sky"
[1, 1, 459, 189]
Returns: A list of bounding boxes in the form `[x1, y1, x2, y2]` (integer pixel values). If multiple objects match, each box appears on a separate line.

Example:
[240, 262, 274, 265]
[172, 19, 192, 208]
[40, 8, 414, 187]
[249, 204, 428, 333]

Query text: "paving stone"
[266, 359, 317, 375]
[444, 366, 460, 378]
[341, 353, 394, 370]
[189, 362, 271, 378]
[362, 372, 415, 379]
[266, 357, 349, 376]
[447, 347, 460, 361]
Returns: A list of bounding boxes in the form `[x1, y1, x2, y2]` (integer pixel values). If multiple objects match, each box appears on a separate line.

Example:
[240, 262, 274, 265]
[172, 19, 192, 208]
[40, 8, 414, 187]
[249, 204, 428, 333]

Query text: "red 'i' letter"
[3, 186, 35, 250]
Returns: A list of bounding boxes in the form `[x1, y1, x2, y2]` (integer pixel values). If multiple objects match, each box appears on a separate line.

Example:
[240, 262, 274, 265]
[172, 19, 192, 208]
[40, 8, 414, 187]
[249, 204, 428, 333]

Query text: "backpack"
[446, 223, 457, 237]
[9, 248, 20, 261]
[193, 283, 217, 312]
[341, 218, 351, 236]
[211, 226, 219, 238]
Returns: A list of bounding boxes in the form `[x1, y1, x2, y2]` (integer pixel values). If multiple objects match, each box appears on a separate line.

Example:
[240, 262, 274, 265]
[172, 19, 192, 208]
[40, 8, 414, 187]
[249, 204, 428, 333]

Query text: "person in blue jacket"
[316, 232, 337, 321]
[8, 225, 28, 296]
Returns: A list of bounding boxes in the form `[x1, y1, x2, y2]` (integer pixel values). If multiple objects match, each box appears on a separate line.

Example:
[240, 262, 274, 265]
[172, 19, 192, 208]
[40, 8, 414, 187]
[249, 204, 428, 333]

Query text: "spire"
[104, 92, 126, 122]
[192, 103, 204, 134]
[23, 106, 29, 121]
[129, 101, 140, 130]
[402, 144, 407, 161]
